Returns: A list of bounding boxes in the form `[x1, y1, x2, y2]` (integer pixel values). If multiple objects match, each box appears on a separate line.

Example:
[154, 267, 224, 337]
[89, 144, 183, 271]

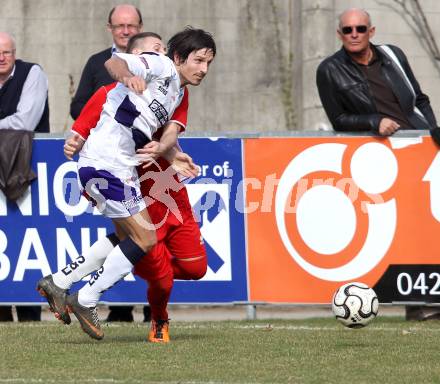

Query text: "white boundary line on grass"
[2, 322, 440, 332]
[173, 324, 440, 332]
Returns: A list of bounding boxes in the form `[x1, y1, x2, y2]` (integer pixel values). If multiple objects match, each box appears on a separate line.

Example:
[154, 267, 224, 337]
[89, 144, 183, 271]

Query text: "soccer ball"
[332, 282, 379, 328]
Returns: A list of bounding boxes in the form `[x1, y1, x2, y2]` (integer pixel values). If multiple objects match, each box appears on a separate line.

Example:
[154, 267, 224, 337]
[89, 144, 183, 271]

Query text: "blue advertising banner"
[177, 138, 248, 302]
[0, 137, 248, 304]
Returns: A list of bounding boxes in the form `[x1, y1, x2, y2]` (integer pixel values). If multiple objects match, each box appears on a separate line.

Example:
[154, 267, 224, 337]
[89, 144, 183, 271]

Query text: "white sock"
[52, 235, 117, 290]
[78, 245, 134, 307]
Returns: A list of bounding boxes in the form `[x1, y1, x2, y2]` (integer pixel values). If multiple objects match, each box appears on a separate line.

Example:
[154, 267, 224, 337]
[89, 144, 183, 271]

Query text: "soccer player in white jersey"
[37, 28, 216, 340]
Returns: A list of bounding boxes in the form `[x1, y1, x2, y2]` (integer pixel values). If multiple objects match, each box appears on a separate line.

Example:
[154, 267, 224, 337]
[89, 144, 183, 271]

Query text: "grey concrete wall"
[1, 0, 296, 134]
[301, 0, 335, 131]
[1, 0, 440, 133]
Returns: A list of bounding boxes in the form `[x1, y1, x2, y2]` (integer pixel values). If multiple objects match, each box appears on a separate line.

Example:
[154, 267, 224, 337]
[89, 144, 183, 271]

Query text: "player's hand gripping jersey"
[80, 52, 184, 170]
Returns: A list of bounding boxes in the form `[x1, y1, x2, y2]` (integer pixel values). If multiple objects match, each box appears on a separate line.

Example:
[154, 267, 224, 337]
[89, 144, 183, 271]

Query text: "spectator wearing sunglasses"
[316, 8, 440, 321]
[316, 7, 437, 137]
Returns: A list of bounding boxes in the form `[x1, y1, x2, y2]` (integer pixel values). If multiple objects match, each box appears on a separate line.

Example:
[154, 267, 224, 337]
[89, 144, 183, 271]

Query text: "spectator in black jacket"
[0, 31, 49, 321]
[316, 8, 440, 321]
[316, 8, 437, 136]
[69, 4, 143, 119]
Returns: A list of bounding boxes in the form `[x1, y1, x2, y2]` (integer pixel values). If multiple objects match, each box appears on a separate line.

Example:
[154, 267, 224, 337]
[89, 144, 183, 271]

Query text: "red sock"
[147, 271, 173, 321]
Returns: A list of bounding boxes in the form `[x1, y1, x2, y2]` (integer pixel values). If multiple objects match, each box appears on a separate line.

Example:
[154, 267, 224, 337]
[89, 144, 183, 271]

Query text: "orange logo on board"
[245, 136, 440, 303]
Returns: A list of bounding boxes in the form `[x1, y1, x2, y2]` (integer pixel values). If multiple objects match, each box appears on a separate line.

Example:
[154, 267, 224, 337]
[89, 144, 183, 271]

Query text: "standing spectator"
[69, 4, 143, 120]
[70, 4, 144, 322]
[316, 8, 439, 321]
[0, 31, 49, 321]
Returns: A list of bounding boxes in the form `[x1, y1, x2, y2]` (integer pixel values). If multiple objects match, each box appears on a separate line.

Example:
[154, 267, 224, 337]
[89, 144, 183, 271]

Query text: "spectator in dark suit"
[70, 5, 146, 322]
[69, 4, 143, 119]
[0, 31, 49, 321]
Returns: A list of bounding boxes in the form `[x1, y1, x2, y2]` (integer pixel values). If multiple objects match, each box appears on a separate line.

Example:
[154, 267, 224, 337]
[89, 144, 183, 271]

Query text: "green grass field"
[1, 317, 440, 383]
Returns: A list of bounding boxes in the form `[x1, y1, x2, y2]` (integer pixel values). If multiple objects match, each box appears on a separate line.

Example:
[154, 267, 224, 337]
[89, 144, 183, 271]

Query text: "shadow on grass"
[59, 331, 213, 345]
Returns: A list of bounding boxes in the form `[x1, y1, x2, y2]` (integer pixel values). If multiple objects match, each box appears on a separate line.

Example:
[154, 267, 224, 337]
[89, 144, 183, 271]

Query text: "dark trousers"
[405, 305, 440, 321]
[106, 305, 151, 322]
[0, 306, 41, 321]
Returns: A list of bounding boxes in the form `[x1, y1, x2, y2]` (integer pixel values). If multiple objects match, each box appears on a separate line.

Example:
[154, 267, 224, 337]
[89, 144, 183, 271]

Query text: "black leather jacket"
[316, 44, 437, 132]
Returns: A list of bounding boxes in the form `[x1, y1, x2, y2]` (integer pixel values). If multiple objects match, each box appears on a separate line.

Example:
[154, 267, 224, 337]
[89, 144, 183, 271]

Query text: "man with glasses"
[0, 31, 49, 321]
[70, 4, 143, 120]
[316, 8, 437, 136]
[0, 32, 49, 133]
[316, 8, 439, 321]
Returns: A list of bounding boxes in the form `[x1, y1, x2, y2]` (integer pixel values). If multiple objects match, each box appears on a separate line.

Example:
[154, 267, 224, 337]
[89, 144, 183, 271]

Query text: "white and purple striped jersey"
[80, 52, 184, 170]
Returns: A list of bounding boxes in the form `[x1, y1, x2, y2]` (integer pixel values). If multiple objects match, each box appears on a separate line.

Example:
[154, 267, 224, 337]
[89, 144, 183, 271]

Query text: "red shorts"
[133, 159, 206, 281]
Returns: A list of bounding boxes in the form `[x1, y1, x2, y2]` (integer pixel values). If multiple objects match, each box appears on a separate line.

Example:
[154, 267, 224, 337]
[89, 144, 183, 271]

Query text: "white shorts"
[77, 157, 146, 218]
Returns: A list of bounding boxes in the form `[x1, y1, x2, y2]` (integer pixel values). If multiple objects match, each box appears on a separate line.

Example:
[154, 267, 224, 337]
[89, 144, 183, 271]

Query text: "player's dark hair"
[108, 5, 143, 25]
[167, 26, 216, 63]
[126, 32, 162, 53]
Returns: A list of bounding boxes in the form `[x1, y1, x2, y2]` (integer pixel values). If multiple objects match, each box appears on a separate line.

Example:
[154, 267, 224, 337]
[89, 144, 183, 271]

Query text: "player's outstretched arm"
[158, 144, 199, 178]
[137, 123, 180, 166]
[104, 57, 145, 94]
[158, 122, 181, 154]
[171, 151, 199, 178]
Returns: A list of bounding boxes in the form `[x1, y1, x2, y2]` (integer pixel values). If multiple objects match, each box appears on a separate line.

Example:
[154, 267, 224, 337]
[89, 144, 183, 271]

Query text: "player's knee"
[183, 257, 207, 280]
[134, 231, 157, 253]
[190, 268, 206, 280]
[193, 263, 207, 280]
[142, 236, 157, 253]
